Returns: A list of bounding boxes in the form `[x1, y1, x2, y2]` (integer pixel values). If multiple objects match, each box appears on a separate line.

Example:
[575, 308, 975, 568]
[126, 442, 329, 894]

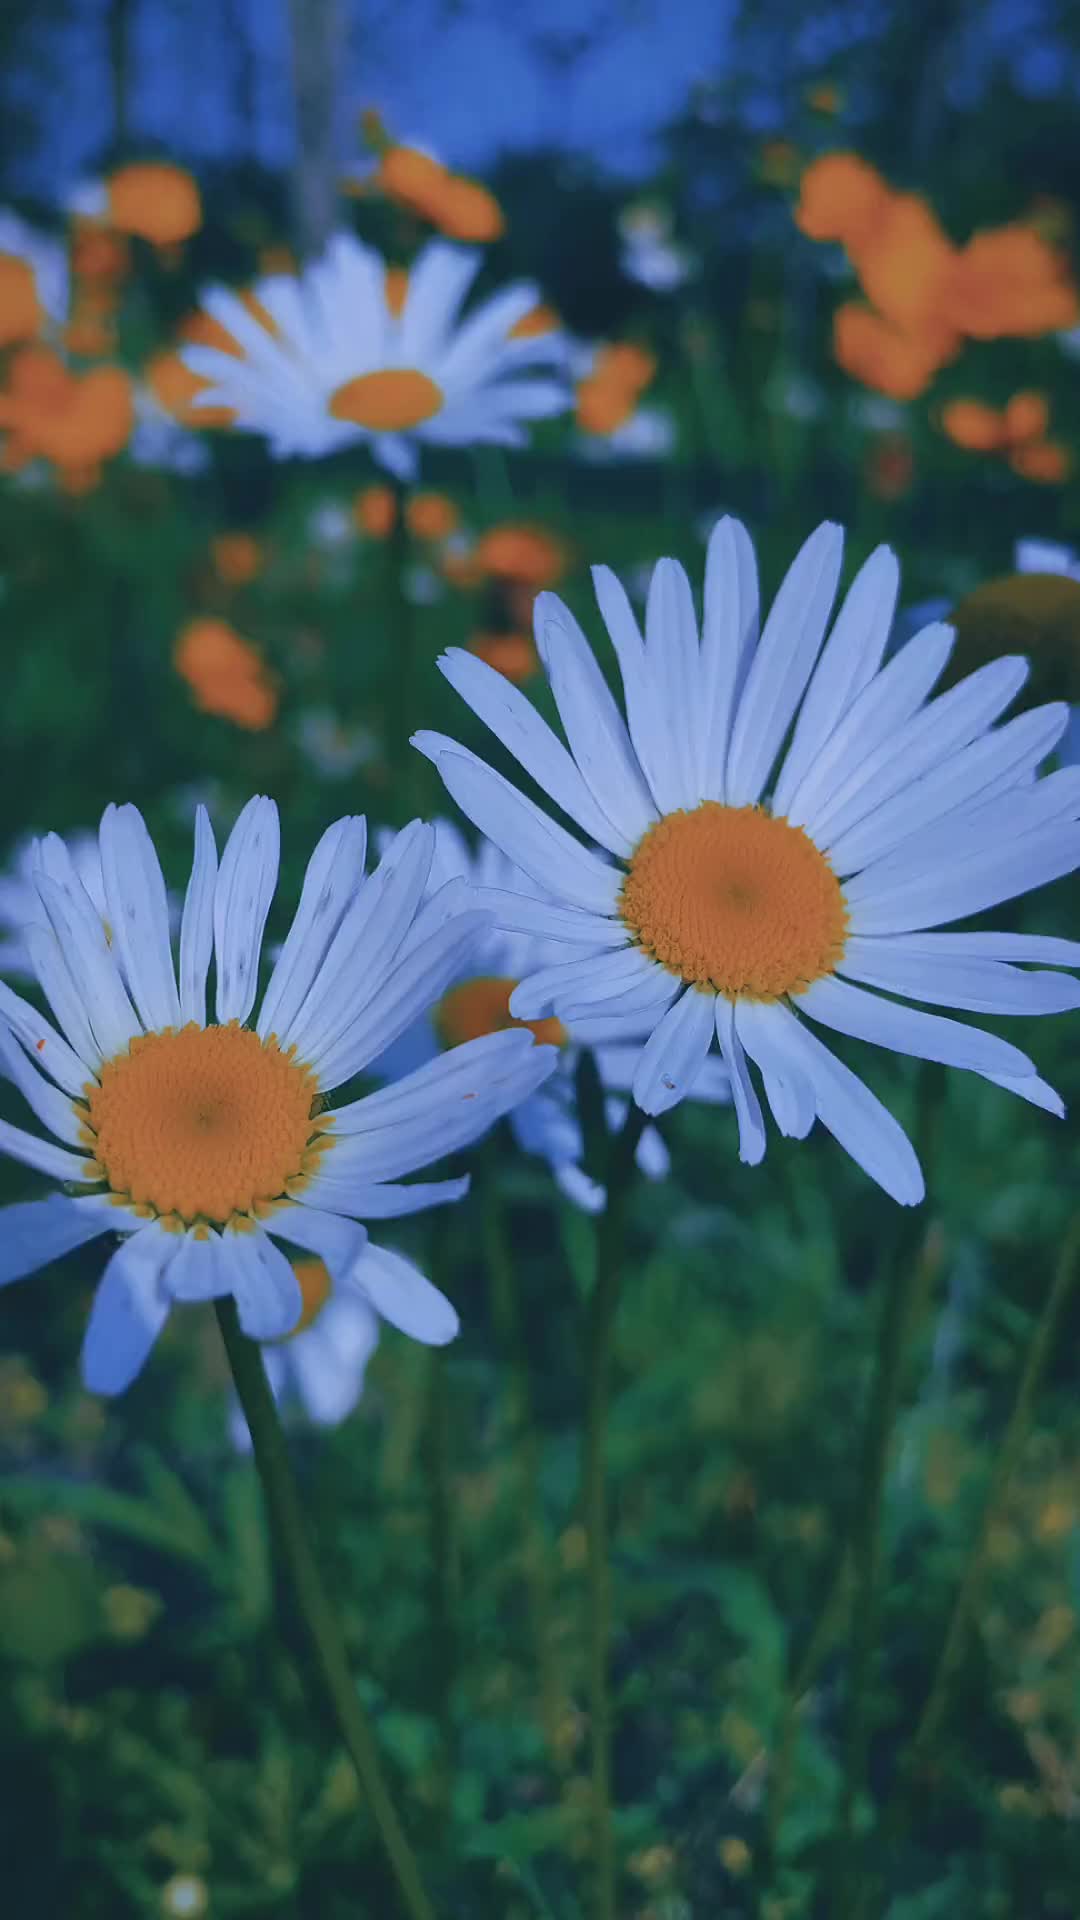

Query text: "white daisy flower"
[0, 832, 107, 976]
[179, 235, 569, 480]
[374, 822, 730, 1212]
[0, 800, 558, 1391]
[414, 520, 1080, 1206]
[229, 1251, 380, 1449]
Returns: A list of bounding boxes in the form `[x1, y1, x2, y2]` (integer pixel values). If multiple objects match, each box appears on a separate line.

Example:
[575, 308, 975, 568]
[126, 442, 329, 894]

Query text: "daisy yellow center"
[84, 1022, 320, 1226]
[328, 369, 443, 432]
[437, 976, 567, 1049]
[619, 803, 848, 1001]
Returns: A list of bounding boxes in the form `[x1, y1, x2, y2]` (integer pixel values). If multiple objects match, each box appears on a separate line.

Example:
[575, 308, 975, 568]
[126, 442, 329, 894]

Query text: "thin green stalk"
[483, 1170, 567, 1770]
[581, 1102, 648, 1920]
[424, 1345, 459, 1830]
[853, 1213, 1080, 1920]
[761, 1549, 851, 1877]
[215, 1300, 435, 1920]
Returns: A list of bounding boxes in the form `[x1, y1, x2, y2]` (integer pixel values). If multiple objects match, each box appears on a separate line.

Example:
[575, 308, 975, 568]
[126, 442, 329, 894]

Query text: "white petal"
[293, 1174, 470, 1220]
[846, 823, 1080, 934]
[291, 1297, 379, 1422]
[735, 1000, 817, 1137]
[0, 979, 92, 1094]
[699, 516, 760, 802]
[263, 1202, 368, 1275]
[179, 806, 218, 1026]
[0, 1023, 85, 1145]
[743, 1000, 924, 1203]
[725, 522, 844, 805]
[34, 875, 140, 1061]
[81, 1225, 176, 1395]
[795, 973, 1035, 1077]
[214, 797, 280, 1024]
[310, 908, 487, 1089]
[642, 557, 701, 811]
[839, 938, 1080, 1015]
[98, 804, 181, 1032]
[784, 623, 955, 831]
[0, 1113, 97, 1182]
[166, 1227, 231, 1301]
[412, 738, 621, 915]
[980, 1070, 1064, 1116]
[590, 563, 672, 815]
[771, 545, 899, 815]
[475, 886, 629, 948]
[350, 1241, 459, 1344]
[714, 998, 766, 1163]
[220, 1222, 303, 1338]
[807, 655, 1029, 849]
[632, 987, 715, 1115]
[436, 646, 631, 853]
[509, 945, 658, 1018]
[534, 595, 656, 845]
[889, 932, 1080, 966]
[565, 1000, 679, 1045]
[25, 926, 103, 1070]
[0, 1195, 116, 1288]
[257, 816, 367, 1045]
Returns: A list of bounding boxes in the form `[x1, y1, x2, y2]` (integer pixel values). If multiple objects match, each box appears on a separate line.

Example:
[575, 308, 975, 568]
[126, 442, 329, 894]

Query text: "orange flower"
[70, 221, 129, 281]
[352, 485, 397, 538]
[940, 389, 1068, 483]
[940, 399, 1005, 451]
[594, 342, 656, 393]
[472, 523, 567, 588]
[0, 348, 133, 470]
[833, 303, 946, 401]
[1004, 390, 1049, 442]
[510, 303, 559, 340]
[174, 617, 277, 729]
[405, 491, 458, 541]
[576, 376, 636, 435]
[146, 349, 234, 429]
[377, 144, 504, 240]
[211, 532, 263, 586]
[851, 193, 957, 336]
[0, 256, 42, 347]
[107, 162, 202, 246]
[795, 153, 890, 249]
[1010, 439, 1071, 484]
[379, 145, 448, 218]
[467, 633, 540, 682]
[434, 176, 505, 243]
[943, 225, 1079, 339]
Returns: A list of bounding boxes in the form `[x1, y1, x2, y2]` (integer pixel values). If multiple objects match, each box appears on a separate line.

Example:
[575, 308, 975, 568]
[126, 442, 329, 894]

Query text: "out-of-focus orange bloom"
[943, 225, 1079, 339]
[467, 632, 540, 682]
[384, 265, 409, 316]
[473, 523, 567, 588]
[576, 377, 635, 434]
[107, 163, 202, 246]
[865, 431, 914, 500]
[146, 349, 234, 429]
[852, 194, 957, 336]
[406, 492, 458, 541]
[759, 140, 801, 189]
[379, 146, 448, 216]
[70, 221, 129, 281]
[833, 303, 947, 401]
[795, 153, 890, 250]
[0, 347, 133, 471]
[377, 144, 504, 241]
[434, 176, 504, 242]
[211, 532, 263, 586]
[65, 283, 118, 355]
[437, 973, 566, 1049]
[352, 485, 397, 538]
[940, 389, 1068, 483]
[510, 303, 559, 340]
[0, 256, 42, 347]
[174, 617, 277, 730]
[595, 342, 656, 392]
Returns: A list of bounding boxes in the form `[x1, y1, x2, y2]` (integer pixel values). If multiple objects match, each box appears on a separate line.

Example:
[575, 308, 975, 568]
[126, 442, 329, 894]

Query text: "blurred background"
[2, 3, 1080, 1917]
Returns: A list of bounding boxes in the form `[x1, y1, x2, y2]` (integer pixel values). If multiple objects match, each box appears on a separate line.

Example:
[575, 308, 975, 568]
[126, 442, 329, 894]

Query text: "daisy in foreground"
[180, 234, 567, 479]
[414, 520, 1080, 1204]
[0, 801, 557, 1390]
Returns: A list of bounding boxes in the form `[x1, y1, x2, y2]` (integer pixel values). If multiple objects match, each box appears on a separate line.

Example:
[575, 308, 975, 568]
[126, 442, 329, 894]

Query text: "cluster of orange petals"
[147, 296, 276, 428]
[577, 341, 657, 436]
[472, 523, 567, 589]
[211, 532, 264, 586]
[376, 146, 504, 243]
[174, 618, 277, 730]
[940, 391, 1070, 483]
[798, 153, 1080, 400]
[350, 487, 461, 543]
[0, 345, 133, 484]
[0, 255, 43, 348]
[106, 163, 202, 247]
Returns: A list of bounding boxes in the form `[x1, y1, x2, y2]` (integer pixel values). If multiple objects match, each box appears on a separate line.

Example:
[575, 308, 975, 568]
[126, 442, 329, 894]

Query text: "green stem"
[761, 1549, 851, 1876]
[424, 1345, 458, 1829]
[215, 1300, 435, 1920]
[832, 1218, 942, 1915]
[581, 1102, 648, 1920]
[483, 1170, 567, 1770]
[853, 1212, 1080, 1920]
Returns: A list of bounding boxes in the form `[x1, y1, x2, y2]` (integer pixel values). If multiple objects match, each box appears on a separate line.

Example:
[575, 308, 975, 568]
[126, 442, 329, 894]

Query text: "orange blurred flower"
[0, 346, 133, 472]
[468, 632, 540, 682]
[0, 256, 42, 347]
[833, 303, 948, 401]
[107, 162, 202, 246]
[211, 532, 263, 586]
[576, 340, 656, 436]
[352, 484, 397, 538]
[943, 224, 1079, 338]
[472, 523, 567, 588]
[851, 193, 956, 336]
[405, 491, 458, 541]
[434, 175, 504, 242]
[795, 153, 891, 250]
[174, 617, 277, 729]
[146, 296, 277, 429]
[70, 221, 129, 281]
[595, 342, 656, 392]
[510, 303, 560, 340]
[377, 144, 504, 241]
[379, 145, 448, 216]
[940, 389, 1068, 483]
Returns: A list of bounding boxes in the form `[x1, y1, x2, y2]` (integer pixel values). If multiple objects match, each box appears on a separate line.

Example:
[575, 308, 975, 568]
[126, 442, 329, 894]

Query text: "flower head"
[180, 236, 567, 479]
[0, 803, 557, 1390]
[174, 618, 278, 731]
[106, 162, 202, 247]
[415, 522, 1080, 1205]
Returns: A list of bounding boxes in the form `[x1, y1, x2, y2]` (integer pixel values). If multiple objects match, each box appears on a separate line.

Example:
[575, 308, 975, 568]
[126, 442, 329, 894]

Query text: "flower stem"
[215, 1299, 435, 1920]
[852, 1211, 1080, 1920]
[581, 1100, 648, 1920]
[424, 1344, 459, 1831]
[387, 479, 424, 822]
